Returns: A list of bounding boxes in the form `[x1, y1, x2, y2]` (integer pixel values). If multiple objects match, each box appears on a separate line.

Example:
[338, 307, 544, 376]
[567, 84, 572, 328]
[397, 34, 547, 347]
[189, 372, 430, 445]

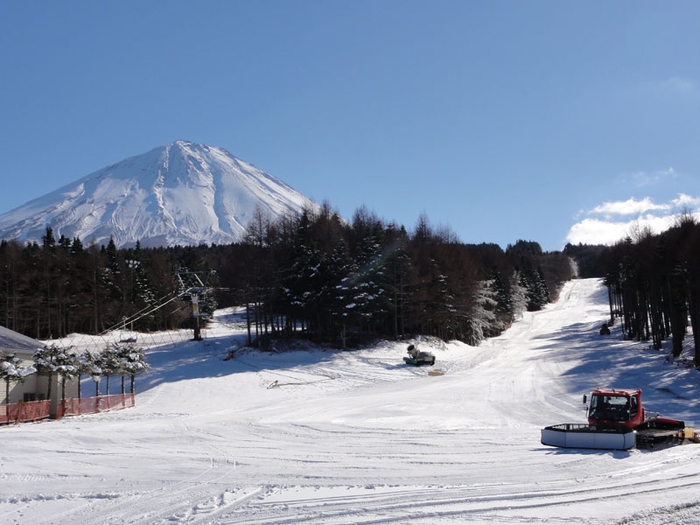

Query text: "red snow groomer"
[541, 388, 698, 450]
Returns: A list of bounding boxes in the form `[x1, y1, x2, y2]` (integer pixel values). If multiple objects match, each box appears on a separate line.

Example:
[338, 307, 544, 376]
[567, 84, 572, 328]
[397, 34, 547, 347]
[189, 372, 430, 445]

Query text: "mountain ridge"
[0, 141, 318, 248]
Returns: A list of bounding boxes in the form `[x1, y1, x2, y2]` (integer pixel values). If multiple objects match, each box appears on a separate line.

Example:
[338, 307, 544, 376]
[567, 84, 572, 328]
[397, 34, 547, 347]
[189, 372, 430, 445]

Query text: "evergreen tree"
[347, 234, 389, 336]
[509, 271, 529, 320]
[383, 230, 412, 339]
[465, 280, 498, 345]
[327, 239, 355, 347]
[488, 267, 511, 333]
[0, 353, 36, 404]
[115, 343, 149, 394]
[99, 344, 122, 395]
[84, 350, 103, 397]
[33, 345, 63, 401]
[0, 240, 22, 331]
[54, 348, 81, 402]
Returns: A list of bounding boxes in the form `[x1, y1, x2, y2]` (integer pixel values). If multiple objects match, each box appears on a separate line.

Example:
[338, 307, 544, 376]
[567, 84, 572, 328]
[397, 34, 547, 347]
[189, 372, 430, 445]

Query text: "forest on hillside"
[595, 213, 700, 366]
[0, 205, 576, 347]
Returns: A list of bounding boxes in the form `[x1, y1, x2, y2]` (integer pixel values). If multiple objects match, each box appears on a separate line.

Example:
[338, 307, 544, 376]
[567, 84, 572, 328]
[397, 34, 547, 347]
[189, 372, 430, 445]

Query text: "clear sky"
[2, 1, 699, 251]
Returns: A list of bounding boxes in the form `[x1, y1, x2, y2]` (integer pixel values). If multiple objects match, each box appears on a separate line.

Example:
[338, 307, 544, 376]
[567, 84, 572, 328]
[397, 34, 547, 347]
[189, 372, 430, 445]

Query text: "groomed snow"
[2, 278, 700, 524]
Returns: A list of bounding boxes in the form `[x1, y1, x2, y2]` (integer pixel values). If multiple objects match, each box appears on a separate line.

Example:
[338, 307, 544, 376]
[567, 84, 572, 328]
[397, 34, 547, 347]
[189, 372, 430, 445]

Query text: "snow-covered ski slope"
[2, 278, 700, 524]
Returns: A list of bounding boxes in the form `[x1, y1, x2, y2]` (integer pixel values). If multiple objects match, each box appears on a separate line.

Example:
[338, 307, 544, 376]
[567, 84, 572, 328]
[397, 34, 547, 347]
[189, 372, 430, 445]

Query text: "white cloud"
[624, 167, 677, 188]
[672, 193, 700, 208]
[566, 218, 631, 246]
[590, 196, 667, 216]
[661, 76, 697, 94]
[565, 194, 700, 246]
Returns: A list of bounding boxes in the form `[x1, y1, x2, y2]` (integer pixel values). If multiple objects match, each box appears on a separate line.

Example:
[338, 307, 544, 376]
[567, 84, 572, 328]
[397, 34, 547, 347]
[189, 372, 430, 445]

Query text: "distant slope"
[0, 140, 318, 248]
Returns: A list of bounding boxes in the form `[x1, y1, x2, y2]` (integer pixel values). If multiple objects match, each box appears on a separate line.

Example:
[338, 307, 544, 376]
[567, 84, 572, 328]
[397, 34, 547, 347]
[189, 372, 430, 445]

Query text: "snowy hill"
[3, 278, 700, 524]
[0, 140, 318, 248]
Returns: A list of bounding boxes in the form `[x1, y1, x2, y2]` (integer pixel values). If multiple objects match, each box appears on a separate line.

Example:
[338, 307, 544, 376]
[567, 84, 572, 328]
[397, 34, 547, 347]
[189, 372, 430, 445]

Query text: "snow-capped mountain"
[0, 141, 318, 248]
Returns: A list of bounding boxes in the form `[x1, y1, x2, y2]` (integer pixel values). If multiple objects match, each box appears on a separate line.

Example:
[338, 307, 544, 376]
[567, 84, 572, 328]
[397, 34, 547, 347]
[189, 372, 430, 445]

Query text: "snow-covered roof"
[0, 325, 42, 356]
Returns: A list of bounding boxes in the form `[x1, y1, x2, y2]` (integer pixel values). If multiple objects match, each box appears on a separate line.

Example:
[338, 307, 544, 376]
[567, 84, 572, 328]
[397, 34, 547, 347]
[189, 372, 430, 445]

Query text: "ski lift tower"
[177, 269, 215, 341]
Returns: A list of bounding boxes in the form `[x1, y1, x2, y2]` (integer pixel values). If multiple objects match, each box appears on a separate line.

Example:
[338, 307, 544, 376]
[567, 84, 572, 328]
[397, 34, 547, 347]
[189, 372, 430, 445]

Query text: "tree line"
[0, 205, 575, 348]
[593, 213, 700, 365]
[219, 205, 574, 347]
[0, 227, 206, 339]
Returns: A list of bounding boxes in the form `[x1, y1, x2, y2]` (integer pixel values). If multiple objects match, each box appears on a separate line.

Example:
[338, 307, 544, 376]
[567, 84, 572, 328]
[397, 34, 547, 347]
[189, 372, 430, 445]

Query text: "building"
[0, 325, 79, 416]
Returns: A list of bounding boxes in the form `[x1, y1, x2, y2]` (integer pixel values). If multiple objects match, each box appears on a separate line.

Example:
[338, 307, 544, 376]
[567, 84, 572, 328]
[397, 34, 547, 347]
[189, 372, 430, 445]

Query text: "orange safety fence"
[0, 400, 51, 425]
[57, 393, 135, 419]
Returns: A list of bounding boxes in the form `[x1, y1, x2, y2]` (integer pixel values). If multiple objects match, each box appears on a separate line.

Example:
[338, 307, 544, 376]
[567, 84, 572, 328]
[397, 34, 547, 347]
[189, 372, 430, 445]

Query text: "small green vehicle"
[403, 344, 436, 366]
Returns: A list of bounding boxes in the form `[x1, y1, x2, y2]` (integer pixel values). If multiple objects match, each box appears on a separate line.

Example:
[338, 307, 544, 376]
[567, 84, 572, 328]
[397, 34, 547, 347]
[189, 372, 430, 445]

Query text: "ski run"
[2, 277, 700, 524]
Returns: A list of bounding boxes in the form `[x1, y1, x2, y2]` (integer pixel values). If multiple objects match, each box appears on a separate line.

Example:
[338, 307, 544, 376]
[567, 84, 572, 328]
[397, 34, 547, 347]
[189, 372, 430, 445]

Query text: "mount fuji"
[0, 141, 319, 248]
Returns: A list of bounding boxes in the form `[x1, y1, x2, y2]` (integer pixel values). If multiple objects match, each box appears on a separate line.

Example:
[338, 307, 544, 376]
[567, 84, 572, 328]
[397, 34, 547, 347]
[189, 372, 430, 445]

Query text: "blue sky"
[2, 1, 699, 251]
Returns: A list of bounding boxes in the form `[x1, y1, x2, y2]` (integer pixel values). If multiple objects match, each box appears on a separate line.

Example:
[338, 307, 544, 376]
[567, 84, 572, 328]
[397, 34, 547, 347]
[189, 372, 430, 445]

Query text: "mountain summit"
[0, 141, 318, 248]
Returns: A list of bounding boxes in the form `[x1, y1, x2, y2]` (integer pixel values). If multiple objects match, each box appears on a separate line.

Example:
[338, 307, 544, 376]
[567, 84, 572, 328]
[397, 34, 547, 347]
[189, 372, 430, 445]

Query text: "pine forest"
[0, 205, 575, 349]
